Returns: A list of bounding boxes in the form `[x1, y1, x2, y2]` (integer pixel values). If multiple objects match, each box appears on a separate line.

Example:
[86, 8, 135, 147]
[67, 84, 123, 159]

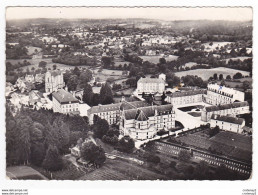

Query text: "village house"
[45, 70, 65, 93]
[210, 114, 245, 134]
[87, 97, 149, 125]
[35, 73, 45, 83]
[52, 89, 80, 114]
[165, 89, 207, 105]
[25, 74, 35, 83]
[119, 104, 175, 140]
[136, 74, 166, 95]
[5, 82, 15, 96]
[201, 101, 250, 122]
[206, 83, 245, 105]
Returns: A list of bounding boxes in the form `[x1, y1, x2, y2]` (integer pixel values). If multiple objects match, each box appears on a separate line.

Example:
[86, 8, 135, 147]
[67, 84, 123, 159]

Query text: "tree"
[226, 75, 231, 80]
[219, 74, 223, 81]
[82, 83, 94, 105]
[208, 126, 220, 137]
[243, 81, 251, 91]
[42, 145, 63, 171]
[233, 72, 243, 79]
[93, 118, 109, 139]
[101, 56, 114, 68]
[73, 66, 81, 76]
[67, 74, 79, 91]
[80, 141, 106, 166]
[178, 150, 191, 162]
[100, 83, 114, 104]
[147, 155, 160, 164]
[16, 115, 33, 164]
[117, 136, 135, 153]
[79, 69, 93, 85]
[38, 61, 47, 69]
[213, 73, 218, 80]
[159, 58, 166, 64]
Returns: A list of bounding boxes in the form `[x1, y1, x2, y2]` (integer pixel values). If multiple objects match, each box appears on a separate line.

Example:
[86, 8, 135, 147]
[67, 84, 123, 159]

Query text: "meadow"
[139, 54, 178, 64]
[175, 67, 250, 81]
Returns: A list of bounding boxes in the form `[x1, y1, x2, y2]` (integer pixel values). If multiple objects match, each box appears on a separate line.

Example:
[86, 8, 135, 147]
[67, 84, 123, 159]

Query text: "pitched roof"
[205, 101, 249, 112]
[167, 89, 207, 98]
[137, 77, 165, 84]
[88, 100, 149, 115]
[211, 114, 244, 125]
[52, 89, 79, 104]
[48, 70, 62, 77]
[124, 104, 173, 120]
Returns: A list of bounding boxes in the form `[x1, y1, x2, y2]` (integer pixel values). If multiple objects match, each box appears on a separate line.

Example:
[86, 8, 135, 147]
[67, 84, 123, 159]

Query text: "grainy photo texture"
[5, 7, 253, 180]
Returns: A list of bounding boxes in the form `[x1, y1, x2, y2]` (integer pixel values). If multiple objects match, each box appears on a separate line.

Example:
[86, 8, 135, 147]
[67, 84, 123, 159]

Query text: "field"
[176, 130, 252, 162]
[6, 58, 88, 72]
[79, 158, 167, 180]
[6, 166, 48, 180]
[139, 55, 178, 64]
[175, 67, 250, 81]
[26, 46, 42, 55]
[202, 42, 232, 52]
[224, 56, 252, 64]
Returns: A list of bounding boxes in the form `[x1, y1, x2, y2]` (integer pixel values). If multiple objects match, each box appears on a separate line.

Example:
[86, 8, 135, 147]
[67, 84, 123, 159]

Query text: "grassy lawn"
[6, 166, 48, 180]
[139, 55, 178, 64]
[175, 67, 250, 81]
[188, 112, 202, 117]
[30, 158, 85, 180]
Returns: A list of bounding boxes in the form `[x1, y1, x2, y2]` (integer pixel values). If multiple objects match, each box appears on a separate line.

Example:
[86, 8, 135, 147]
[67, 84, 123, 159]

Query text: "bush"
[169, 161, 177, 169]
[147, 155, 160, 164]
[178, 150, 191, 162]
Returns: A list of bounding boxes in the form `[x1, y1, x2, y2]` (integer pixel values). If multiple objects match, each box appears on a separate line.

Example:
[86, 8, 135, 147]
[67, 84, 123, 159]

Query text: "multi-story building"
[165, 89, 207, 105]
[45, 70, 65, 93]
[119, 104, 175, 140]
[136, 74, 166, 95]
[87, 98, 149, 125]
[201, 101, 250, 122]
[52, 89, 79, 114]
[210, 114, 245, 134]
[206, 83, 245, 105]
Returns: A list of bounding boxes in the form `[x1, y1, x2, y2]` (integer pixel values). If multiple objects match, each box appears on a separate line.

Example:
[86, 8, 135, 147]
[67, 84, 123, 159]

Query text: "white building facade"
[136, 74, 166, 95]
[52, 89, 79, 114]
[201, 101, 250, 122]
[45, 70, 65, 93]
[206, 83, 245, 105]
[119, 104, 175, 141]
[210, 114, 245, 134]
[166, 89, 207, 105]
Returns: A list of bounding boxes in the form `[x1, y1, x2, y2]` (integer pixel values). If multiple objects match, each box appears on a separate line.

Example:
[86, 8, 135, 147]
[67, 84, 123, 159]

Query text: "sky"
[6, 7, 252, 21]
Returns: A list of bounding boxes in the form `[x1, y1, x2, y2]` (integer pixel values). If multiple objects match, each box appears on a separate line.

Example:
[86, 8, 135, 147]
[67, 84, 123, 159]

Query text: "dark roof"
[124, 104, 173, 121]
[88, 100, 149, 115]
[52, 89, 79, 104]
[48, 70, 62, 77]
[167, 89, 207, 98]
[138, 77, 165, 84]
[211, 114, 244, 125]
[205, 101, 249, 112]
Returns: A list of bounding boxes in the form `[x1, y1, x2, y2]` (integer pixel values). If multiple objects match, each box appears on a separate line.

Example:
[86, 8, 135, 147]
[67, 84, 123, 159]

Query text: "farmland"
[6, 58, 88, 72]
[174, 130, 252, 162]
[175, 67, 250, 81]
[202, 41, 232, 52]
[6, 166, 48, 180]
[79, 158, 168, 180]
